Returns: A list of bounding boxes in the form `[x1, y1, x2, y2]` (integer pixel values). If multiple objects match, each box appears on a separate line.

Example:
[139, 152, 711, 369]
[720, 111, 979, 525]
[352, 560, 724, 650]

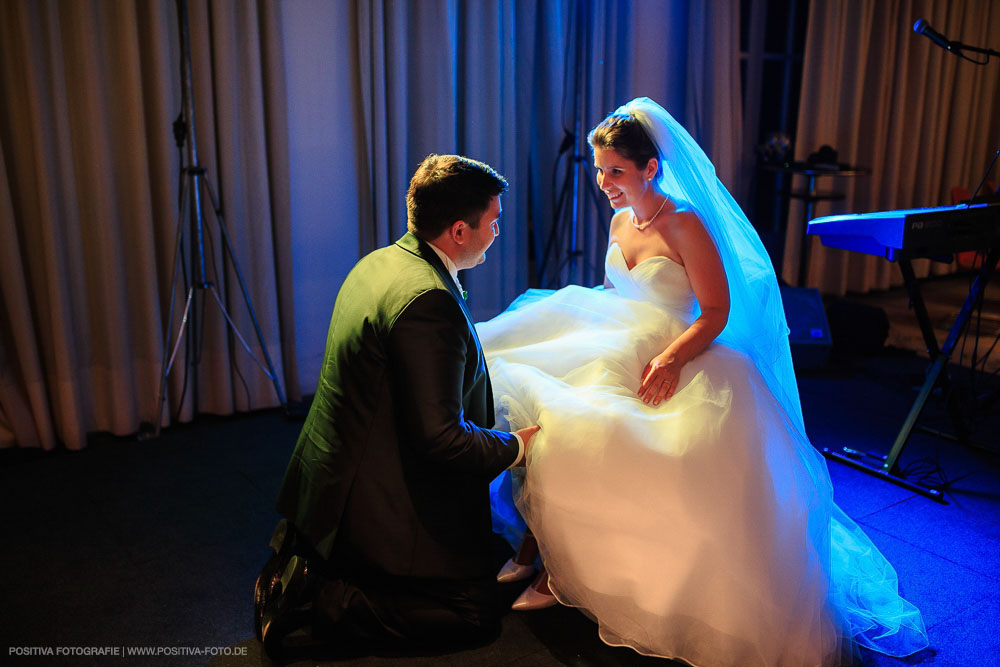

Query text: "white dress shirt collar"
[425, 241, 463, 292]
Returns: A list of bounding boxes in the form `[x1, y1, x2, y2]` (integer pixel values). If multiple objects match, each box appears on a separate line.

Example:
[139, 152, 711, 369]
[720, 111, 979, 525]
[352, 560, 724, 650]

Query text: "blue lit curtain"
[0, 0, 743, 448]
[349, 0, 744, 319]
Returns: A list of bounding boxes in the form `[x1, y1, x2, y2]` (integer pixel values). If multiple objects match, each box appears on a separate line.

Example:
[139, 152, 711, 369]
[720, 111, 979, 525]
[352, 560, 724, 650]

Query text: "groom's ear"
[450, 220, 468, 245]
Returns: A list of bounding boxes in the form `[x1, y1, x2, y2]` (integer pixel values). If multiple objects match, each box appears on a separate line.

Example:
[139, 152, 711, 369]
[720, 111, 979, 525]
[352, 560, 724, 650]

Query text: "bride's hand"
[640, 352, 681, 406]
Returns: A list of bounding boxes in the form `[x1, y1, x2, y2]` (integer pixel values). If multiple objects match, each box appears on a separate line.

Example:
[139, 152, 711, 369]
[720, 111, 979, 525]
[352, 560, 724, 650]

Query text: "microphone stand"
[944, 40, 1000, 64]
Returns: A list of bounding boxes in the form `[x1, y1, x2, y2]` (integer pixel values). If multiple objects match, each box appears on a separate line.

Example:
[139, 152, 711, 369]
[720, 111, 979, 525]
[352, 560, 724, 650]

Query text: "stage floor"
[1, 320, 998, 666]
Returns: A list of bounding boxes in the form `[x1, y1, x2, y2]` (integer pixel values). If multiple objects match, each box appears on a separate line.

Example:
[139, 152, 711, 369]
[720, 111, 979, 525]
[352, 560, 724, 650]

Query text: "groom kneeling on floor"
[253, 153, 539, 660]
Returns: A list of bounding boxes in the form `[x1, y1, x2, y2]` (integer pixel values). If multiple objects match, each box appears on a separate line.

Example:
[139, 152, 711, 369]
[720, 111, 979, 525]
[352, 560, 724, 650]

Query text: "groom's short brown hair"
[406, 154, 508, 240]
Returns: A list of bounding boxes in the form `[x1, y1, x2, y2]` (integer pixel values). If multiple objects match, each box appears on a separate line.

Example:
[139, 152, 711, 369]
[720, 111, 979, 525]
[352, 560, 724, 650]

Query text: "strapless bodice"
[605, 243, 696, 317]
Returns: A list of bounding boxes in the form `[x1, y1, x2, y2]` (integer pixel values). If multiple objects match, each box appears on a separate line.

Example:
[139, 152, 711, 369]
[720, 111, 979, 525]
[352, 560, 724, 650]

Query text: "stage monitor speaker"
[822, 296, 890, 356]
[780, 285, 832, 369]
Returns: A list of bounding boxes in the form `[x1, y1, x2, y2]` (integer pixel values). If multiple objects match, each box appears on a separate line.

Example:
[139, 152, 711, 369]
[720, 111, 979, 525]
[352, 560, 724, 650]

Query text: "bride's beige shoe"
[497, 557, 536, 583]
[511, 572, 557, 611]
[512, 584, 557, 611]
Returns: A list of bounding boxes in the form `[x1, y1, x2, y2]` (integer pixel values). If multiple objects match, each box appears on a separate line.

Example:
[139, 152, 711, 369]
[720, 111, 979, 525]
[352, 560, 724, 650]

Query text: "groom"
[257, 154, 537, 658]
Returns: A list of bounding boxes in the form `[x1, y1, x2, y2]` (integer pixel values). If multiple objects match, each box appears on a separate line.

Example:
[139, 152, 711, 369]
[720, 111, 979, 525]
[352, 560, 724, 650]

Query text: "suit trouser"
[313, 570, 502, 647]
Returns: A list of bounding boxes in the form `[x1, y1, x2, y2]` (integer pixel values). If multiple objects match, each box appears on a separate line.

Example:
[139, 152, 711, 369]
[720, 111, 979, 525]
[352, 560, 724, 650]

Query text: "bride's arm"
[638, 211, 729, 406]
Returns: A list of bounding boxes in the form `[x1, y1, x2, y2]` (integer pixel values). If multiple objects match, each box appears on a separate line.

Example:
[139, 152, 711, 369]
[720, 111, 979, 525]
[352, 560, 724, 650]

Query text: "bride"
[478, 97, 929, 666]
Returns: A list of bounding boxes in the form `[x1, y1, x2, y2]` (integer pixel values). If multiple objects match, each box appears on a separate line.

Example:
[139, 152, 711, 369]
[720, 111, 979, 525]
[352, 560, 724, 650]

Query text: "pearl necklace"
[630, 196, 669, 231]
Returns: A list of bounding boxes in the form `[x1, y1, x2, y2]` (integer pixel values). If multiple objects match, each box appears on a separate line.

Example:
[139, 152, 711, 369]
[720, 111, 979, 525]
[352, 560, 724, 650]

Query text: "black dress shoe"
[254, 519, 296, 640]
[261, 555, 315, 662]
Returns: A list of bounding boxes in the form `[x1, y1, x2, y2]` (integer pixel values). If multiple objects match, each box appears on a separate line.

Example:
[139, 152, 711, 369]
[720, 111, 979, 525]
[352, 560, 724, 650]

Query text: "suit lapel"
[394, 233, 494, 427]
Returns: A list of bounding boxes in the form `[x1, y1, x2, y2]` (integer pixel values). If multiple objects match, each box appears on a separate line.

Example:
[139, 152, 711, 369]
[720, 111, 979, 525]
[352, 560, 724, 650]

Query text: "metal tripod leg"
[150, 0, 286, 438]
[151, 171, 288, 436]
[200, 177, 286, 407]
[151, 170, 192, 437]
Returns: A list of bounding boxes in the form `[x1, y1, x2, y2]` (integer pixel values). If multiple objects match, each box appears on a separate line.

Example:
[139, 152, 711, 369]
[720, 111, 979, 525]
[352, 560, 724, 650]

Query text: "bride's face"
[593, 146, 655, 209]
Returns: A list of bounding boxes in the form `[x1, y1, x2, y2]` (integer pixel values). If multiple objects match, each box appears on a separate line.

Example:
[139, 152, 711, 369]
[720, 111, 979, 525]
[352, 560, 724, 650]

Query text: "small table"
[761, 162, 870, 285]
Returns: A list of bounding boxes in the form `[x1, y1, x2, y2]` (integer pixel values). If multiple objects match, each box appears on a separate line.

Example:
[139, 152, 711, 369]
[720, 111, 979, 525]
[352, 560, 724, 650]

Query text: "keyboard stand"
[823, 245, 1000, 503]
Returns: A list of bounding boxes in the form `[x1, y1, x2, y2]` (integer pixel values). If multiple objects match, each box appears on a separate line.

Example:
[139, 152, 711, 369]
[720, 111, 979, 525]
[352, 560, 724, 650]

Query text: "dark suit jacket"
[276, 232, 519, 581]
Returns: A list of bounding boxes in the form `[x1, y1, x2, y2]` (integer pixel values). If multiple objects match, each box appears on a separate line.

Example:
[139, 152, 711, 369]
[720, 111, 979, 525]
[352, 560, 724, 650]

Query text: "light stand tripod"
[536, 2, 608, 288]
[151, 0, 286, 437]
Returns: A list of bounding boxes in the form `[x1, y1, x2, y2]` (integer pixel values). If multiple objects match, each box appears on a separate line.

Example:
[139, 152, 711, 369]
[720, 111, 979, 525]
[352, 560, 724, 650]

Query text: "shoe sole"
[254, 520, 292, 640]
[261, 555, 310, 661]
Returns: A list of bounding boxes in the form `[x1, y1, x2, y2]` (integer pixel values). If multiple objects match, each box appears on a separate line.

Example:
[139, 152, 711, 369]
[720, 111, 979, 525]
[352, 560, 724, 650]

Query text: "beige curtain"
[787, 0, 1000, 293]
[0, 0, 299, 450]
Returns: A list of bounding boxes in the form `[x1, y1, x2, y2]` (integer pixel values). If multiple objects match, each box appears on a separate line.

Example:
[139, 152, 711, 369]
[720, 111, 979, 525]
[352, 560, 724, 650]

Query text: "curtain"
[350, 0, 744, 318]
[1, 0, 741, 449]
[352, 0, 565, 309]
[788, 0, 1000, 293]
[0, 0, 299, 450]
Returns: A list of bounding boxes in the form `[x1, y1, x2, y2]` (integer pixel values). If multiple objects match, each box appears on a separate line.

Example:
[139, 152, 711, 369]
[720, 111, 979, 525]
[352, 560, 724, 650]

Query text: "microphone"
[913, 19, 954, 52]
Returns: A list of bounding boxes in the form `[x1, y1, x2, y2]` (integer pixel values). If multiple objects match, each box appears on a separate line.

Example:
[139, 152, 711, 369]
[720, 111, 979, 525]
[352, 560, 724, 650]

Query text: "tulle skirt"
[480, 287, 928, 667]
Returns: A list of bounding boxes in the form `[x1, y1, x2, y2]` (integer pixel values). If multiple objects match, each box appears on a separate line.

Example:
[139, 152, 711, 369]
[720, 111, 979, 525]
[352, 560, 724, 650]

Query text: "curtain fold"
[686, 0, 743, 195]
[1, 0, 740, 449]
[258, 0, 300, 404]
[352, 0, 556, 306]
[788, 0, 1000, 293]
[0, 0, 298, 449]
[0, 131, 58, 449]
[348, 0, 743, 316]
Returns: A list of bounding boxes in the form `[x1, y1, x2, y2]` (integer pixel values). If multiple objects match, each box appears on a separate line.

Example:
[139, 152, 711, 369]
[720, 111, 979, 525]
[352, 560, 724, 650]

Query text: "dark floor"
[2, 277, 1000, 667]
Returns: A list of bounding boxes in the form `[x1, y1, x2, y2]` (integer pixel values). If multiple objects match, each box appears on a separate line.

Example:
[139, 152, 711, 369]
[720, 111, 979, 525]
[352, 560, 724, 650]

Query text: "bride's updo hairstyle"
[587, 112, 659, 174]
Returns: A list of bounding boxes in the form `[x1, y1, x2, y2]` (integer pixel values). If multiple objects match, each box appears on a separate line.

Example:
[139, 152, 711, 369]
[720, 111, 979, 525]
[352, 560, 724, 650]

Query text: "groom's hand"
[512, 425, 540, 466]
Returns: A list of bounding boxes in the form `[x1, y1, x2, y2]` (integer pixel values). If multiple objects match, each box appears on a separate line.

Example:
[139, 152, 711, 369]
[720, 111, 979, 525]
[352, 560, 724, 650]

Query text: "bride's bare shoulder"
[668, 205, 706, 234]
[609, 208, 632, 230]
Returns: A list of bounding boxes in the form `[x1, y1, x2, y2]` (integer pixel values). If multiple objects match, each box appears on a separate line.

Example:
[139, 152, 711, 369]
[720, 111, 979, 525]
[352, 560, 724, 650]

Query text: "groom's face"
[457, 195, 501, 270]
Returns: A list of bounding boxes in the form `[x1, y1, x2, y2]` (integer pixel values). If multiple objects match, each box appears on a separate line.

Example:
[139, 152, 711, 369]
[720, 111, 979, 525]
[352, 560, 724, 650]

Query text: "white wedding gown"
[479, 243, 928, 667]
